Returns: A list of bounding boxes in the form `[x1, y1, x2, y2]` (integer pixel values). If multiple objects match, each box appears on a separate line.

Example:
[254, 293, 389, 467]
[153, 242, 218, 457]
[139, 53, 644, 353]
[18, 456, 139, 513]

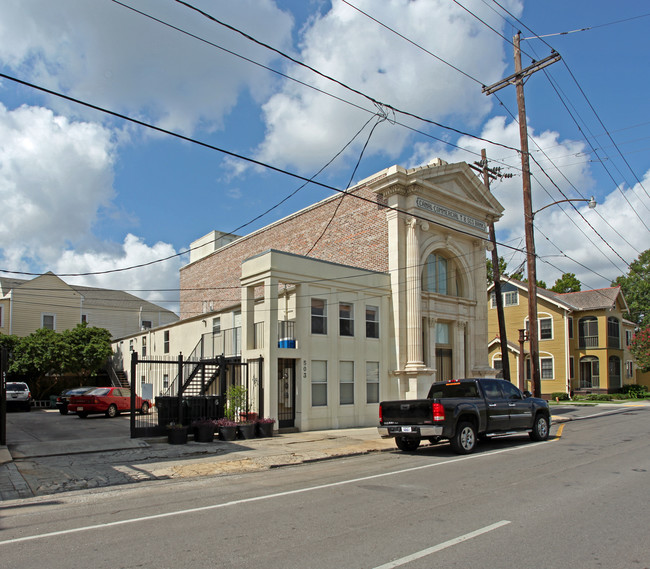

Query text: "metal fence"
[128, 352, 262, 438]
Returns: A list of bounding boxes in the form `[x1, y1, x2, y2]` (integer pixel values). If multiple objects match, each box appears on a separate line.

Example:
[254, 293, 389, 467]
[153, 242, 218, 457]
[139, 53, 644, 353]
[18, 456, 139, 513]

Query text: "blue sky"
[0, 0, 648, 315]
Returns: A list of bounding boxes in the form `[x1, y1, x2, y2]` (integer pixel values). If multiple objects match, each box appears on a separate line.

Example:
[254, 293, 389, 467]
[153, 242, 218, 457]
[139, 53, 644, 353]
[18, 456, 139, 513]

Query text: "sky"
[1, 0, 649, 316]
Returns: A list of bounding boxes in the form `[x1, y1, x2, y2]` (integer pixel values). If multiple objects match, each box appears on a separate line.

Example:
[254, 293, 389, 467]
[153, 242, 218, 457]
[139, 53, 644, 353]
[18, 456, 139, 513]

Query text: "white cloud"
[409, 115, 645, 289]
[58, 234, 182, 314]
[0, 103, 116, 260]
[0, 0, 294, 134]
[254, 0, 523, 173]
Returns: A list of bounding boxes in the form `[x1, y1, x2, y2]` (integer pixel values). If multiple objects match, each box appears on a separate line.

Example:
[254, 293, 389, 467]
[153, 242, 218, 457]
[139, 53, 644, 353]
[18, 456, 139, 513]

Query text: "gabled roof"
[555, 287, 625, 312]
[489, 277, 627, 314]
[0, 274, 176, 316]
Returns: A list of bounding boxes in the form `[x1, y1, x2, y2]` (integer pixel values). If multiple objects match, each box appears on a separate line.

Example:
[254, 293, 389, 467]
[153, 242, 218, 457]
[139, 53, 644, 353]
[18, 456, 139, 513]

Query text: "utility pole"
[470, 150, 512, 382]
[482, 33, 560, 398]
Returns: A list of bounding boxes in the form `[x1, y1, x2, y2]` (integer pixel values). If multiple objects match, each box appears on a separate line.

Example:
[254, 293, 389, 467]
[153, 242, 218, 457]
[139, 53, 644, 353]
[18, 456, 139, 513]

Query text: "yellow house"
[0, 272, 178, 339]
[488, 278, 637, 397]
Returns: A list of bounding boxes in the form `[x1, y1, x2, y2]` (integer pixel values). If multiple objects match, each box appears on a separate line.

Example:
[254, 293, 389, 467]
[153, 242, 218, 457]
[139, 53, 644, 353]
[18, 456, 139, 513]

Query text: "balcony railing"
[278, 320, 297, 348]
[201, 326, 241, 358]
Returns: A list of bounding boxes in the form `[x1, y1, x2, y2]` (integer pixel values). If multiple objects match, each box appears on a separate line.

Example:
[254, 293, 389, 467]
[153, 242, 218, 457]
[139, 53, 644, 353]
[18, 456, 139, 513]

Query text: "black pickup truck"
[378, 378, 551, 454]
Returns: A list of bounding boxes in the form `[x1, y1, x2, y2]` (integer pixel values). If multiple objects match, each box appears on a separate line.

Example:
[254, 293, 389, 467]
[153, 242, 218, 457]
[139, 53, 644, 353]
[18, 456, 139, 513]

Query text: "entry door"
[277, 359, 295, 428]
[436, 348, 453, 382]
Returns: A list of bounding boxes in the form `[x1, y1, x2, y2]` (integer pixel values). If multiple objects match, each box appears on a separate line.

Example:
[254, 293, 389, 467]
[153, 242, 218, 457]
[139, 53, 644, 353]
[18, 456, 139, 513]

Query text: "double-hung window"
[365, 305, 379, 338]
[311, 360, 327, 406]
[339, 361, 354, 405]
[366, 361, 379, 403]
[540, 318, 553, 340]
[339, 302, 354, 336]
[311, 299, 327, 334]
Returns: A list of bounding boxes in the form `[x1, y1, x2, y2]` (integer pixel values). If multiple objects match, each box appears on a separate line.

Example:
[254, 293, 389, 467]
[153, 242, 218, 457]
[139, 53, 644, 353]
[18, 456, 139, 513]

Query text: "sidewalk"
[0, 427, 397, 501]
[0, 406, 618, 502]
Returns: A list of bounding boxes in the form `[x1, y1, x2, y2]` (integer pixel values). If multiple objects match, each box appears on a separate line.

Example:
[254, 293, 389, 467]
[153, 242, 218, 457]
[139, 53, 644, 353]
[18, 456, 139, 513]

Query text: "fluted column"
[405, 217, 425, 370]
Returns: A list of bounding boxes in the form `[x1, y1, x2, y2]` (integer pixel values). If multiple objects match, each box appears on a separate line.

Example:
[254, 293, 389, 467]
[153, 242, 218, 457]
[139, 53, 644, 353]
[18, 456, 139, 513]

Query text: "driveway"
[5, 407, 131, 445]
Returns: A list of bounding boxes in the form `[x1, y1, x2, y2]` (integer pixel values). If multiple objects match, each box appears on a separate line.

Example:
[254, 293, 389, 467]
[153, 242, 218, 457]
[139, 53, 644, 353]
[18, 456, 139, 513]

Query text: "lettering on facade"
[416, 197, 487, 232]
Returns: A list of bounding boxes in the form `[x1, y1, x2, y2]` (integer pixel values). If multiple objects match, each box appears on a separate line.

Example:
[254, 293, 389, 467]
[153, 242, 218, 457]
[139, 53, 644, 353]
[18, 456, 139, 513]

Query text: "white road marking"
[372, 520, 511, 569]
[0, 442, 544, 546]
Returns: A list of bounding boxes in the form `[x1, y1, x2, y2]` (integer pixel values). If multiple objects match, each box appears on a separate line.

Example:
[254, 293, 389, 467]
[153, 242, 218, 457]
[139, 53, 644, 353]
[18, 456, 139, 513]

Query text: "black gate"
[277, 358, 295, 428]
[0, 347, 7, 446]
[128, 352, 262, 438]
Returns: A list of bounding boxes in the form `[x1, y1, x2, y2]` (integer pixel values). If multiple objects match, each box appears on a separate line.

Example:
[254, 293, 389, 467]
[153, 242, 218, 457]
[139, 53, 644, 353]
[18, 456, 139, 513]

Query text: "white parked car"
[6, 382, 32, 411]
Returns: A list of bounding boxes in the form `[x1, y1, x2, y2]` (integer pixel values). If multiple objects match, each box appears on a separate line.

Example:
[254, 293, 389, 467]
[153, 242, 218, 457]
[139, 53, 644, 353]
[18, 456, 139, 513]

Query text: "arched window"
[579, 317, 598, 348]
[422, 252, 461, 296]
[607, 317, 620, 348]
[609, 356, 621, 389]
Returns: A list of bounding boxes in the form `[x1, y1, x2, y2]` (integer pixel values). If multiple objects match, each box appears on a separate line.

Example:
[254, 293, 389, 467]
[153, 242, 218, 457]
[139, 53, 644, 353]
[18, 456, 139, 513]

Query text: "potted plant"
[191, 418, 217, 443]
[237, 419, 256, 440]
[256, 417, 276, 438]
[166, 422, 188, 445]
[216, 417, 238, 441]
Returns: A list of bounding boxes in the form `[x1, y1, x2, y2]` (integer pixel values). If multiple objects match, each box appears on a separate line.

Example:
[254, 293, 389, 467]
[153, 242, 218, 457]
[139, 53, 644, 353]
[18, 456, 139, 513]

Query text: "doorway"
[277, 359, 295, 428]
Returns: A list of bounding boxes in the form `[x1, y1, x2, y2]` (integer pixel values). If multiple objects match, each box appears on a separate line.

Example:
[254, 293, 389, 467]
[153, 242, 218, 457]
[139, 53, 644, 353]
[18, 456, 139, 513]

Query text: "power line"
[171, 0, 521, 153]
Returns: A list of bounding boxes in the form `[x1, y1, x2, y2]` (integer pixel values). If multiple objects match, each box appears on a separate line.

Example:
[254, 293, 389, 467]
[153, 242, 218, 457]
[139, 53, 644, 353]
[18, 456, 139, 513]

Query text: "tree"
[630, 325, 650, 372]
[9, 328, 67, 398]
[486, 256, 509, 285]
[551, 272, 581, 293]
[6, 324, 113, 399]
[613, 249, 650, 327]
[62, 323, 113, 379]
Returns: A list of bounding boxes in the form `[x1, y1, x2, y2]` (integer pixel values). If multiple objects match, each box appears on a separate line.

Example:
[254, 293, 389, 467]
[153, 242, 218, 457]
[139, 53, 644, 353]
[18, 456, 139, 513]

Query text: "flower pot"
[218, 425, 237, 441]
[194, 424, 215, 443]
[237, 422, 256, 440]
[256, 422, 274, 438]
[167, 426, 188, 445]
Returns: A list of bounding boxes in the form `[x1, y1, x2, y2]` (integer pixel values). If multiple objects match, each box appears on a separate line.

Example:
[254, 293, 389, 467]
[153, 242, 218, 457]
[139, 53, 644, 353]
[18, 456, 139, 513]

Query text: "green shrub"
[621, 384, 648, 398]
[550, 392, 570, 401]
[583, 394, 611, 401]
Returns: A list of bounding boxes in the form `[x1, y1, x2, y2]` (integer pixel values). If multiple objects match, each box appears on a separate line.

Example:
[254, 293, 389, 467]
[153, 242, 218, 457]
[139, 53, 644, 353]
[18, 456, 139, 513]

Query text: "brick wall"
[180, 185, 389, 319]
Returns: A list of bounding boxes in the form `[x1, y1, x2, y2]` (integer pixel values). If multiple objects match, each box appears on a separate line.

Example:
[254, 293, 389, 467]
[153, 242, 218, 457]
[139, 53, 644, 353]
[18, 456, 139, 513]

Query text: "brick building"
[114, 159, 503, 432]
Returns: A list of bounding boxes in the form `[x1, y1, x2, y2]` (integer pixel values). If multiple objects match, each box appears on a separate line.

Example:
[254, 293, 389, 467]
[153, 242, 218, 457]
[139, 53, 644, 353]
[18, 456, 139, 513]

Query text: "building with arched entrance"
[113, 159, 503, 431]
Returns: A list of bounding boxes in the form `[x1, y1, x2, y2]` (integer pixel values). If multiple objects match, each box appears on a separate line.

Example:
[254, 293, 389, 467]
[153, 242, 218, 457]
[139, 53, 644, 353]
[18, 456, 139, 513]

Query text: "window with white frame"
[142, 336, 147, 357]
[81, 314, 88, 324]
[163, 374, 169, 390]
[540, 318, 553, 340]
[540, 357, 554, 380]
[311, 360, 327, 406]
[129, 339, 134, 352]
[626, 360, 633, 379]
[339, 361, 354, 405]
[311, 299, 327, 335]
[366, 361, 379, 403]
[490, 290, 519, 308]
[339, 302, 354, 336]
[42, 313, 55, 330]
[366, 305, 379, 338]
[626, 330, 633, 347]
[141, 320, 152, 330]
[164, 330, 170, 354]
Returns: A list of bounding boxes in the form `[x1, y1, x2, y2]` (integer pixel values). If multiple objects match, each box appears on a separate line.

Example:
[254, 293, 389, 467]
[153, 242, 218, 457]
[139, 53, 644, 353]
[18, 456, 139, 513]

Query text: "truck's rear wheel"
[529, 414, 550, 441]
[450, 421, 477, 454]
[395, 436, 420, 452]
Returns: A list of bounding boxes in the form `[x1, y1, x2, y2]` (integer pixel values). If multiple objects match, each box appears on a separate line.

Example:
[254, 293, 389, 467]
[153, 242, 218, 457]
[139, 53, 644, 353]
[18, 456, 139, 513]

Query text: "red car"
[69, 387, 150, 418]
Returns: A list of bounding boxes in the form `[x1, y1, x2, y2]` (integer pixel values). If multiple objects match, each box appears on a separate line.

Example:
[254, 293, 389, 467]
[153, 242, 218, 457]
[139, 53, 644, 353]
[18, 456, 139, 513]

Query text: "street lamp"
[532, 196, 597, 217]
[526, 196, 597, 398]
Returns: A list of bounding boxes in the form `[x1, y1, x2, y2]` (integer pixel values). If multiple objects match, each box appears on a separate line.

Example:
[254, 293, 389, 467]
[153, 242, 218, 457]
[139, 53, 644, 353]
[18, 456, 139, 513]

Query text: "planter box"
[237, 423, 256, 440]
[218, 425, 237, 441]
[256, 422, 274, 438]
[194, 424, 216, 443]
[167, 427, 188, 445]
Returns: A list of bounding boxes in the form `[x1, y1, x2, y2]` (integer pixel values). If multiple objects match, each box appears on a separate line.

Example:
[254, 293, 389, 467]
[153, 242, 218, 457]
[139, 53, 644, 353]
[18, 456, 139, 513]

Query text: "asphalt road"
[1, 404, 648, 569]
